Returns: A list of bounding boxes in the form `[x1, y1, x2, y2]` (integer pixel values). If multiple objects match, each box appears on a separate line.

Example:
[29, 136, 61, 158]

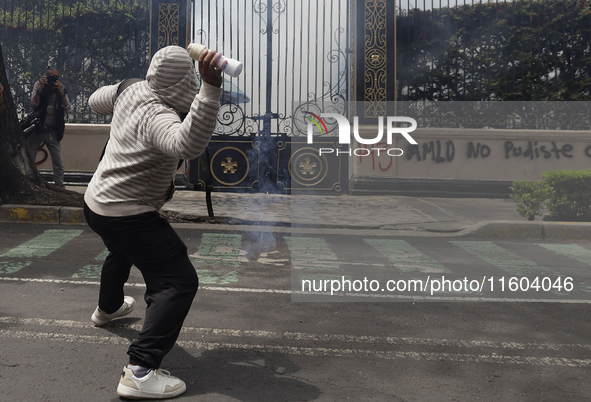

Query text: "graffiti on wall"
[356, 140, 590, 172]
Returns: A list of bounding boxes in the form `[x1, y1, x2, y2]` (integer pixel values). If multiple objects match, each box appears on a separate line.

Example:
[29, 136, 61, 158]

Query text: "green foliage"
[511, 170, 591, 221]
[510, 180, 549, 221]
[541, 169, 591, 220]
[0, 0, 149, 122]
[398, 0, 591, 101]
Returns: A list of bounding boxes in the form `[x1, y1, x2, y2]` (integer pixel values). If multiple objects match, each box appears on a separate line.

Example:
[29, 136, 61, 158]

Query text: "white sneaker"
[91, 296, 136, 326]
[117, 366, 187, 399]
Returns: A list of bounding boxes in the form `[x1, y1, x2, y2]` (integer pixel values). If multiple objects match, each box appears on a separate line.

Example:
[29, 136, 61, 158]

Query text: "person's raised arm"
[88, 85, 119, 116]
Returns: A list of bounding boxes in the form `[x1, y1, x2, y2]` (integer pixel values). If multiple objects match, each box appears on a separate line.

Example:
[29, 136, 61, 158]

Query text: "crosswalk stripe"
[364, 239, 451, 274]
[537, 244, 591, 266]
[450, 241, 554, 276]
[190, 233, 243, 268]
[284, 236, 340, 271]
[0, 261, 32, 275]
[72, 248, 108, 279]
[189, 233, 243, 284]
[94, 248, 110, 262]
[0, 231, 588, 291]
[0, 229, 84, 259]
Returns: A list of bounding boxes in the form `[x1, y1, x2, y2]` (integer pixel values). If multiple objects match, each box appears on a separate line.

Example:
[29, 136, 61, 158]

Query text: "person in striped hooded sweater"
[84, 45, 226, 400]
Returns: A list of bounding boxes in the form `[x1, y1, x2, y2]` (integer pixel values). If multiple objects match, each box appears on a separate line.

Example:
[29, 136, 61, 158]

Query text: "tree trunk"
[0, 44, 83, 207]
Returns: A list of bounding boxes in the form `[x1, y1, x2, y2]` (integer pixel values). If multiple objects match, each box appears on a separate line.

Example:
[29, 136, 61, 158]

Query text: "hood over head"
[146, 45, 198, 114]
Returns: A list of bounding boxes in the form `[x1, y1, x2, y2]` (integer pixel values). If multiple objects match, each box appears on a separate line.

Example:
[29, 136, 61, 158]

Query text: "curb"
[0, 205, 86, 225]
[1, 205, 591, 240]
[459, 220, 591, 241]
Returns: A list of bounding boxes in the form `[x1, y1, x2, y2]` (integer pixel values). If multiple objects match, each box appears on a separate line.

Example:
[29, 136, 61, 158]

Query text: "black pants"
[84, 203, 199, 368]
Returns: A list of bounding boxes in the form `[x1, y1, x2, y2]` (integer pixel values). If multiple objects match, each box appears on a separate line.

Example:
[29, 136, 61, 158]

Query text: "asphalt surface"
[1, 222, 591, 401]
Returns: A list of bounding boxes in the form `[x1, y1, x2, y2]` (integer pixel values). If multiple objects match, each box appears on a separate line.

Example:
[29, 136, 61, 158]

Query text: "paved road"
[1, 223, 591, 401]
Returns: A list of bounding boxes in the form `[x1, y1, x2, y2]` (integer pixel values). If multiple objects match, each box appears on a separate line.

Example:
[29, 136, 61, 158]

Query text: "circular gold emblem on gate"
[368, 50, 385, 68]
[210, 147, 250, 186]
[288, 148, 328, 186]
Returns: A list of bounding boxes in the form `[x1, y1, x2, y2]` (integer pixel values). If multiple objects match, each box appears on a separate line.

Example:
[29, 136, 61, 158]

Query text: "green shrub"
[542, 170, 591, 221]
[510, 170, 591, 221]
[510, 180, 549, 221]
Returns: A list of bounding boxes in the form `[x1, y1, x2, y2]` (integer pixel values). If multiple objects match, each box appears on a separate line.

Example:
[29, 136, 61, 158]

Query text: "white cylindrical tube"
[187, 43, 243, 77]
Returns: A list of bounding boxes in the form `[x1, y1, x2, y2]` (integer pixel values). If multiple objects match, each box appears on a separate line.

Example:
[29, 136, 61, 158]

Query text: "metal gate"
[186, 0, 351, 194]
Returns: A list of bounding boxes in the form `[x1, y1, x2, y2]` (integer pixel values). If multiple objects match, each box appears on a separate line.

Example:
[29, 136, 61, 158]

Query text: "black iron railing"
[193, 0, 350, 137]
[3, 0, 589, 129]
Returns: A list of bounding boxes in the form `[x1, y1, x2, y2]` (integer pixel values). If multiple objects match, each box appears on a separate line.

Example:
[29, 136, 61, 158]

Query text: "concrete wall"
[37, 124, 591, 196]
[351, 127, 591, 182]
[35, 124, 110, 172]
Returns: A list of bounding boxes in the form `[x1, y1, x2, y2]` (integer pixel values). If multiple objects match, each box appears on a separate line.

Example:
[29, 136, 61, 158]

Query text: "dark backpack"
[99, 78, 143, 161]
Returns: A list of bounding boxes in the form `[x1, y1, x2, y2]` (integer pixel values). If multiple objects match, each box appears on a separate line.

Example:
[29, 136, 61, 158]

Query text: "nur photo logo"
[304, 113, 419, 157]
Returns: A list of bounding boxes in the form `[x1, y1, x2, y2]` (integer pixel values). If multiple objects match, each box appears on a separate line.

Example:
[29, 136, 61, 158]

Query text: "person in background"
[85, 45, 225, 400]
[26, 66, 69, 188]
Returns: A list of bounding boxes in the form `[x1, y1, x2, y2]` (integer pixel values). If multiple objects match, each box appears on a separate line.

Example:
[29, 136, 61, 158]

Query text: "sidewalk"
[1, 186, 590, 239]
[161, 191, 519, 231]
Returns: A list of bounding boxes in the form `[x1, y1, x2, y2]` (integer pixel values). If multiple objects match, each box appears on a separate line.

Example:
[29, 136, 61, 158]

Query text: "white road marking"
[256, 250, 289, 266]
[0, 323, 589, 367]
[1, 316, 589, 352]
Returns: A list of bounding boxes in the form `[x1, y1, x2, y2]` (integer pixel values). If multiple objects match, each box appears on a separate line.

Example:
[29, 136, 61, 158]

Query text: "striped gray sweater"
[85, 46, 222, 216]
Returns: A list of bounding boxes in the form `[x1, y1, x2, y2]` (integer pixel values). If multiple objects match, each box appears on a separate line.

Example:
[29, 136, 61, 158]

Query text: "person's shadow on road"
[103, 322, 321, 401]
[167, 346, 320, 401]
